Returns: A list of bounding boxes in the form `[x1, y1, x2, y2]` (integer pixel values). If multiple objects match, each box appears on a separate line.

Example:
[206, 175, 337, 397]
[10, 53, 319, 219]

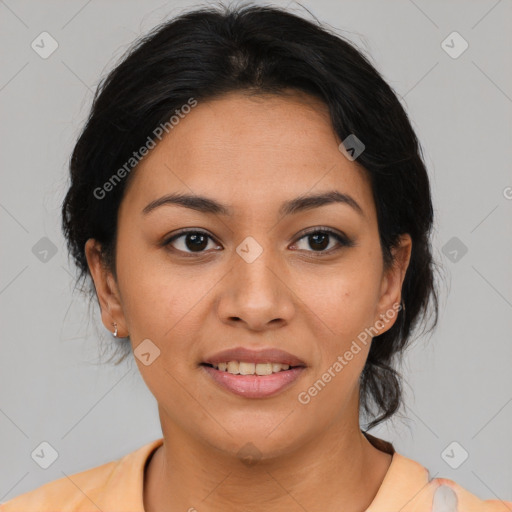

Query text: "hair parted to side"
[61, 1, 441, 430]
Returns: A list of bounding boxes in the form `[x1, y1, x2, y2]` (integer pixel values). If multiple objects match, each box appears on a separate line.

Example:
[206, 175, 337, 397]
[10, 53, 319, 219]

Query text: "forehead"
[121, 90, 375, 220]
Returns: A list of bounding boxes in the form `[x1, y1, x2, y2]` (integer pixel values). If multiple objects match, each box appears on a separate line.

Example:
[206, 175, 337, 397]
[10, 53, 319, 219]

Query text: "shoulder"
[426, 477, 512, 512]
[380, 452, 512, 512]
[0, 459, 118, 512]
[0, 438, 163, 512]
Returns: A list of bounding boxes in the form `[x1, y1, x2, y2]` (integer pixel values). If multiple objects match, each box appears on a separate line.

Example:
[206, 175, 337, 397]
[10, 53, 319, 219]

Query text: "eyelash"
[163, 227, 354, 257]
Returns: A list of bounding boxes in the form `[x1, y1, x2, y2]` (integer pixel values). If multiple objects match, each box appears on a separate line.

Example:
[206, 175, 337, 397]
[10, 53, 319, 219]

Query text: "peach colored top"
[1, 435, 511, 511]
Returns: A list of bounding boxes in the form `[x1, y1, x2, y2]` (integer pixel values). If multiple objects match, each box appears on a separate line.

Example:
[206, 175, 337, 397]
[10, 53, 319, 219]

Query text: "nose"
[216, 247, 296, 332]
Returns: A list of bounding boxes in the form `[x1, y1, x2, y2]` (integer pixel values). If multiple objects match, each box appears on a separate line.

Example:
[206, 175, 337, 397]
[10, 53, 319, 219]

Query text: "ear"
[84, 238, 128, 337]
[374, 233, 412, 334]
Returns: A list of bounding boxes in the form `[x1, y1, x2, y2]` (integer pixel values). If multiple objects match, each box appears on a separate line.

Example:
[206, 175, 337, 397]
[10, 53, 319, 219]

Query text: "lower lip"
[201, 365, 306, 398]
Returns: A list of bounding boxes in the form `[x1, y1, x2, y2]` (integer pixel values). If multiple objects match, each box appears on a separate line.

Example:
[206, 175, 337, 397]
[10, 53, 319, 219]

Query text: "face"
[86, 90, 411, 461]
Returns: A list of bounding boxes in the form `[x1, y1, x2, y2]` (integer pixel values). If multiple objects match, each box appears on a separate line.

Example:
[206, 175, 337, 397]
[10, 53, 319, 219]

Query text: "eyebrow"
[141, 190, 364, 218]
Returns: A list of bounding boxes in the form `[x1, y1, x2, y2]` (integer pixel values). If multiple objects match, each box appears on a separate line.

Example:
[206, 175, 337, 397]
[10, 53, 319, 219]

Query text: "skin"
[85, 89, 412, 512]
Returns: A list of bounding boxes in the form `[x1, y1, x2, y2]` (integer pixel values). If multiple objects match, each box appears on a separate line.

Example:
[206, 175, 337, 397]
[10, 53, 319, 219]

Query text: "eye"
[163, 229, 221, 255]
[291, 227, 354, 255]
[163, 227, 354, 257]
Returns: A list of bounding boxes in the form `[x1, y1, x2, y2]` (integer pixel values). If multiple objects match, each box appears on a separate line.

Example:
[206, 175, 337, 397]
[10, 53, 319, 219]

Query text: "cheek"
[119, 260, 207, 410]
[115, 236, 207, 338]
[295, 255, 382, 342]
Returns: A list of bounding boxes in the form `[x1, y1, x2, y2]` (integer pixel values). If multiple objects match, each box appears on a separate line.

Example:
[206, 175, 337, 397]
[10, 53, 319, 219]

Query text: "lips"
[201, 364, 306, 398]
[200, 347, 307, 398]
[201, 346, 307, 367]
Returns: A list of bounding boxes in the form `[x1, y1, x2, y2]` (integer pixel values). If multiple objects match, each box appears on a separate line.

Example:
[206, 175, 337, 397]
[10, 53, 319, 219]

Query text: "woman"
[2, 3, 510, 511]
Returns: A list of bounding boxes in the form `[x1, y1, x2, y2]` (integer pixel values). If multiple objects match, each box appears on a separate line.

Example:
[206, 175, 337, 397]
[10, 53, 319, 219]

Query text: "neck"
[144, 413, 393, 512]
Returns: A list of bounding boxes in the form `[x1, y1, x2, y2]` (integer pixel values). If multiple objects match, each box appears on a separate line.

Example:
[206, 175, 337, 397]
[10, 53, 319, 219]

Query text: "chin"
[203, 423, 307, 463]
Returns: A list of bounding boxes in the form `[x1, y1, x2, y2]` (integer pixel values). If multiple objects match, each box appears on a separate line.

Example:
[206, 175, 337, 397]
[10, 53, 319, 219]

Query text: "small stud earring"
[112, 322, 118, 337]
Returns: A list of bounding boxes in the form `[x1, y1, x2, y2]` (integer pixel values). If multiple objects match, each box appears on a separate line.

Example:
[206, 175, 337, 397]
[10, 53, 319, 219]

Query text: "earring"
[112, 322, 118, 337]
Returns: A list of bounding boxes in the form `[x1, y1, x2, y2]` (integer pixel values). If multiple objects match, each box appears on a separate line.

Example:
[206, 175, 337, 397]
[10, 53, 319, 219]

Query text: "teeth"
[256, 363, 272, 375]
[239, 362, 255, 375]
[272, 363, 282, 373]
[211, 361, 292, 375]
[227, 361, 239, 374]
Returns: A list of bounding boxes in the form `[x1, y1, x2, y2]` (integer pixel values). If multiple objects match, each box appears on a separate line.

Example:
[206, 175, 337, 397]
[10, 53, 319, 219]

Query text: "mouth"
[200, 361, 303, 375]
[201, 346, 307, 369]
[199, 346, 307, 398]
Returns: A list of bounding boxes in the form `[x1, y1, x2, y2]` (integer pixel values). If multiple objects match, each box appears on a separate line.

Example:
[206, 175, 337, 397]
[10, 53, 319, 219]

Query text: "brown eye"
[164, 230, 221, 254]
[292, 228, 354, 255]
[307, 232, 330, 251]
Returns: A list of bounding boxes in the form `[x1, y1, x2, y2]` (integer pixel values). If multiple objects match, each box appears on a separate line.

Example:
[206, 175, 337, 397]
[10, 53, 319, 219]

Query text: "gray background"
[1, 0, 511, 504]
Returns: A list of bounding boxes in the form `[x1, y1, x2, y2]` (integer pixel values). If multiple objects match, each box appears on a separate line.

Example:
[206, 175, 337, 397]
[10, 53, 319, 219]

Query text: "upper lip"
[202, 347, 306, 367]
